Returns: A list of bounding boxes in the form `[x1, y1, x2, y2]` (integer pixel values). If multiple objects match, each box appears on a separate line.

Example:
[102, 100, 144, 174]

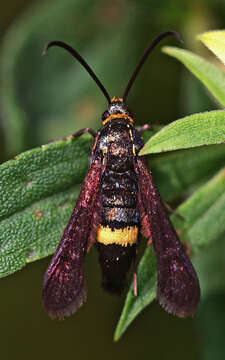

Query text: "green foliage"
[140, 110, 225, 155]
[162, 46, 225, 107]
[197, 30, 225, 66]
[0, 135, 92, 276]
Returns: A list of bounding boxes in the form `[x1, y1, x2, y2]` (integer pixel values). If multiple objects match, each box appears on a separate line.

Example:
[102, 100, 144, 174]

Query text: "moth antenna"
[43, 41, 111, 105]
[123, 31, 183, 103]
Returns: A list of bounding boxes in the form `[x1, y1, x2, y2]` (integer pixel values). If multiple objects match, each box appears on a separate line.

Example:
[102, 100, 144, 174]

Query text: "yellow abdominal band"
[97, 225, 138, 246]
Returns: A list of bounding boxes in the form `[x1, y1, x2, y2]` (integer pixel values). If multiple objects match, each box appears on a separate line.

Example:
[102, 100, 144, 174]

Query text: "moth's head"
[101, 97, 133, 125]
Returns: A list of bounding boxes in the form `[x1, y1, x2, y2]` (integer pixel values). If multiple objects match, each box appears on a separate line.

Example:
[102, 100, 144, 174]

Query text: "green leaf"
[162, 46, 225, 107]
[114, 168, 225, 341]
[0, 135, 92, 220]
[150, 144, 225, 201]
[173, 169, 225, 253]
[140, 110, 225, 155]
[0, 134, 92, 276]
[0, 187, 79, 277]
[197, 30, 225, 66]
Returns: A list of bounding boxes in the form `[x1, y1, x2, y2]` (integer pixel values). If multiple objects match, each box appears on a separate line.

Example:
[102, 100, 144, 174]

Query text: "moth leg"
[73, 128, 97, 138]
[183, 241, 191, 257]
[54, 128, 97, 143]
[147, 235, 153, 246]
[138, 124, 151, 136]
[133, 247, 138, 296]
[133, 232, 142, 296]
[164, 202, 184, 220]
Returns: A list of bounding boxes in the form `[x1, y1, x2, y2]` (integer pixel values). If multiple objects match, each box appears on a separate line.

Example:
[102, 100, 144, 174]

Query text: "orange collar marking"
[103, 113, 134, 126]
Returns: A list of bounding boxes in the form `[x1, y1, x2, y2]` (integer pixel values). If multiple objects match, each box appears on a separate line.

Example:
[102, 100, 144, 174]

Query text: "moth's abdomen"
[97, 224, 138, 246]
[97, 243, 136, 294]
[97, 168, 139, 247]
[97, 167, 139, 294]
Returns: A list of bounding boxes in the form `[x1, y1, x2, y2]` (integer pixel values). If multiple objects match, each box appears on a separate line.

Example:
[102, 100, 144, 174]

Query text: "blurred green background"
[0, 0, 224, 359]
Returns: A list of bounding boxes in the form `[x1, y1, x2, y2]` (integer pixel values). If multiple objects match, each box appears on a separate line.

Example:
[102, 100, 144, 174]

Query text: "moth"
[42, 31, 200, 319]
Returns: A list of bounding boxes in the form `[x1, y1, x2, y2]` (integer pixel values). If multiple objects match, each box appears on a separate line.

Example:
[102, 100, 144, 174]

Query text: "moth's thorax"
[95, 119, 143, 172]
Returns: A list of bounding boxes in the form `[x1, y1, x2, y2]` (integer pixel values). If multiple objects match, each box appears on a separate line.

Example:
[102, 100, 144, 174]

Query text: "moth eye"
[102, 111, 109, 121]
[126, 109, 133, 118]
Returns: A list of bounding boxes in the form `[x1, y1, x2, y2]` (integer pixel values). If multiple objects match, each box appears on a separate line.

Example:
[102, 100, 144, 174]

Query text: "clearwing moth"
[42, 31, 200, 320]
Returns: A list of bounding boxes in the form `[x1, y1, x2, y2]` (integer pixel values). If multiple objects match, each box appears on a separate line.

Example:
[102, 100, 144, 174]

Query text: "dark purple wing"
[42, 159, 103, 319]
[135, 158, 200, 317]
